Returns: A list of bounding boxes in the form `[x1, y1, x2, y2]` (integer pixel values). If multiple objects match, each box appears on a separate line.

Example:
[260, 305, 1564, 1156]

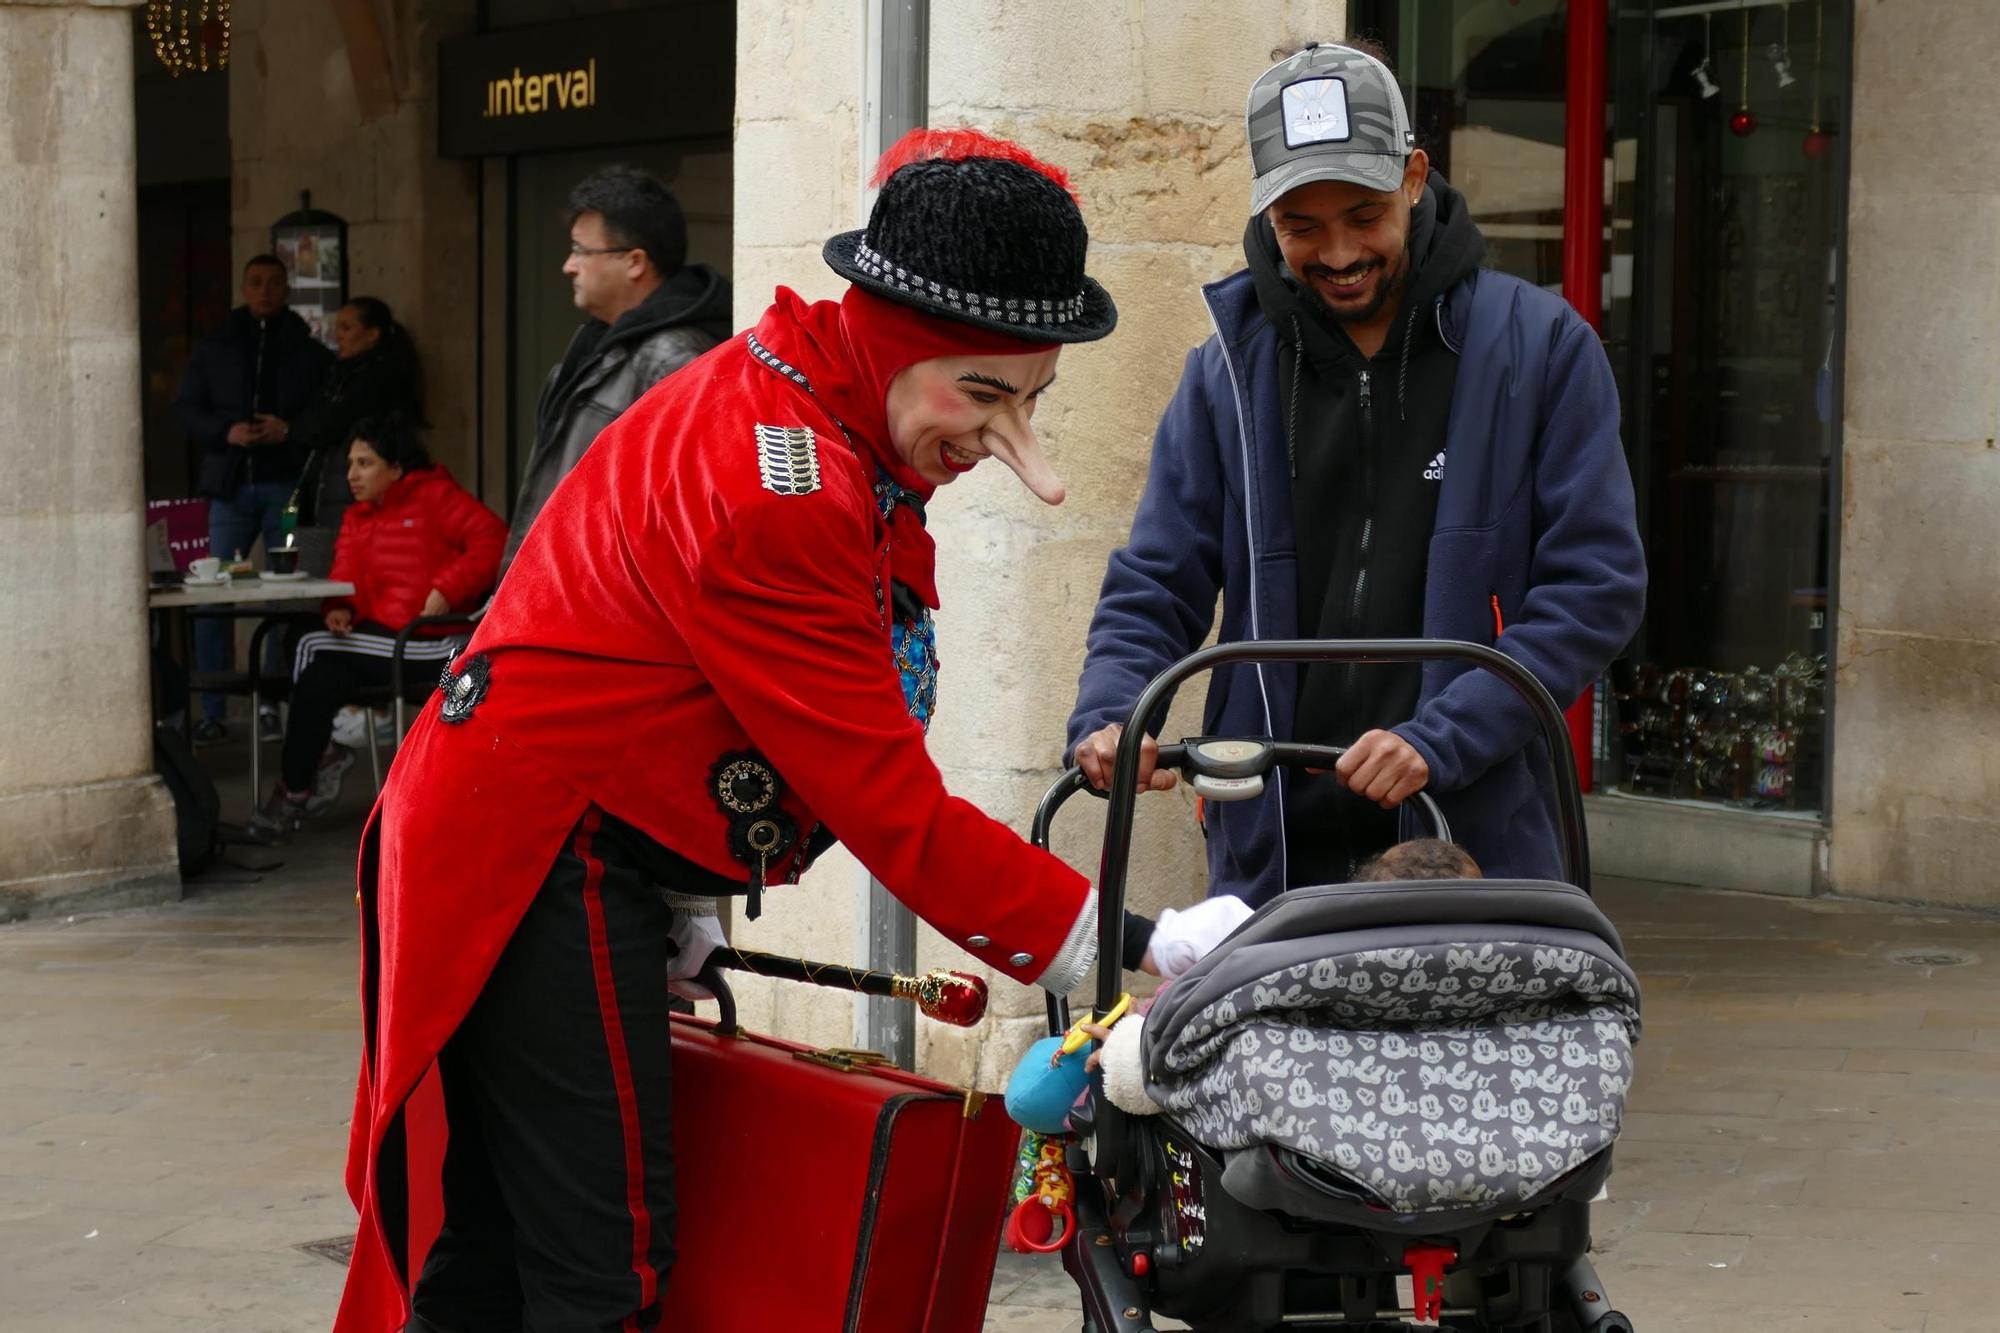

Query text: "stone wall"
[226, 0, 481, 485]
[1831, 0, 2000, 906]
[0, 0, 179, 919]
[724, 0, 1352, 1080]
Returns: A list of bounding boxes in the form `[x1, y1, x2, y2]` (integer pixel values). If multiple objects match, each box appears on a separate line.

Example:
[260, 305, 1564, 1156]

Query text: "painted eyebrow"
[958, 371, 1019, 394]
[1029, 373, 1057, 397]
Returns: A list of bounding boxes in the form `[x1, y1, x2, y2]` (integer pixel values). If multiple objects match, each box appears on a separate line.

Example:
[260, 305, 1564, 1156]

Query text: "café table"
[148, 574, 355, 611]
[149, 575, 356, 820]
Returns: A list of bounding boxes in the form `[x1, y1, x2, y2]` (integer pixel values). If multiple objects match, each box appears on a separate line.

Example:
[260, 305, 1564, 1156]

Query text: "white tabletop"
[148, 576, 356, 610]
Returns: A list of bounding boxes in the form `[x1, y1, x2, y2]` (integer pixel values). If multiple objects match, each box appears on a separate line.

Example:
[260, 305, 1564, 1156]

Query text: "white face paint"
[883, 350, 1065, 503]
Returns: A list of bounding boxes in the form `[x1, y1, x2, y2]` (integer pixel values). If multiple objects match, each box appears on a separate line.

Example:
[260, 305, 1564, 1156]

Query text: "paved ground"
[4, 730, 2000, 1329]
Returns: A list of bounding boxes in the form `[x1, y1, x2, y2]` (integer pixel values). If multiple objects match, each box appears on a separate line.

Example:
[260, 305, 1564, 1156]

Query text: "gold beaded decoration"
[147, 1, 232, 78]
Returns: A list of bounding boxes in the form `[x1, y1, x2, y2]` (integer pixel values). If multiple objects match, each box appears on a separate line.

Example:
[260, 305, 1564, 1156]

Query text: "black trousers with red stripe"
[411, 809, 681, 1333]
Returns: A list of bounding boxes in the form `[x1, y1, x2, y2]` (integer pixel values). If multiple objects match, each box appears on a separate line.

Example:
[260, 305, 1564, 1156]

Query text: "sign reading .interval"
[485, 60, 596, 118]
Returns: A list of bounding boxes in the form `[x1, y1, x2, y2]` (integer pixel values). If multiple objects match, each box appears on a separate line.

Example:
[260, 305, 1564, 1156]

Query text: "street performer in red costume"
[335, 129, 1119, 1333]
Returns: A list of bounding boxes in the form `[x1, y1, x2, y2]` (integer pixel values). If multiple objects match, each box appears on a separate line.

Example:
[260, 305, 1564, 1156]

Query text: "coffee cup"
[266, 547, 300, 576]
[188, 556, 221, 580]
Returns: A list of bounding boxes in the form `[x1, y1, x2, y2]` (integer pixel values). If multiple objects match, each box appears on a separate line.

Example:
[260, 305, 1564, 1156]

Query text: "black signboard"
[438, 5, 733, 159]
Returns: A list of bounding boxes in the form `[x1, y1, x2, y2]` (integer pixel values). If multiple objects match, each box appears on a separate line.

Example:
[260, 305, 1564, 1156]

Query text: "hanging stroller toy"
[1026, 639, 1639, 1333]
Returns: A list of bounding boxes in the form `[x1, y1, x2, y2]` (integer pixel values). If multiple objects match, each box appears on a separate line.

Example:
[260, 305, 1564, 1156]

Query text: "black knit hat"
[823, 131, 1117, 344]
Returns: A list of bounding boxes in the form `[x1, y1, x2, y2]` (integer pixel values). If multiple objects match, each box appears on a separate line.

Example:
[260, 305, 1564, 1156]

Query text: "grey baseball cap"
[1247, 42, 1415, 216]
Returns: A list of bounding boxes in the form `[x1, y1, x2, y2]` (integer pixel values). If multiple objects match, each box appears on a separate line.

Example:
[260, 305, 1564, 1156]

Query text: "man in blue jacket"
[1069, 41, 1645, 941]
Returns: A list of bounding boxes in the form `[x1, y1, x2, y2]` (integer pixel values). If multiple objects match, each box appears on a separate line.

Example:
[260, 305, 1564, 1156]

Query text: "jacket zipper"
[251, 319, 270, 485]
[1338, 368, 1376, 723]
[1347, 371, 1376, 630]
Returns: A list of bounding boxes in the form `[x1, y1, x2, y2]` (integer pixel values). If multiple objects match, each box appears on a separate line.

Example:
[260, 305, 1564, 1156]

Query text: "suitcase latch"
[793, 1046, 894, 1072]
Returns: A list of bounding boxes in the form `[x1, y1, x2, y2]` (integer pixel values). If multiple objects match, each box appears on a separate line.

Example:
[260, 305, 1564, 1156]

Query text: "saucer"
[182, 571, 232, 587]
[262, 570, 308, 582]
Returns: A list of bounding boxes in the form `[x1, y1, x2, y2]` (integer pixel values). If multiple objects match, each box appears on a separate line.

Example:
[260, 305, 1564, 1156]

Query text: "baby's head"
[1352, 838, 1482, 883]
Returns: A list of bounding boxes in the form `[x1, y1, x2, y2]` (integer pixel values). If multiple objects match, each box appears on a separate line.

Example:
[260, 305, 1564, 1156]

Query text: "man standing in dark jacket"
[499, 165, 732, 579]
[176, 253, 332, 742]
[1069, 41, 1645, 938]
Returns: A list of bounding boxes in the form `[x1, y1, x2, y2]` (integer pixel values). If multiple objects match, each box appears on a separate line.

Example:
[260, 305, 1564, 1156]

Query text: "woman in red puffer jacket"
[256, 413, 505, 834]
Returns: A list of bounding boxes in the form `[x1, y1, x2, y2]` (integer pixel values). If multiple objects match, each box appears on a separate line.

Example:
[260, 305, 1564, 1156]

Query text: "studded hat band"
[850, 240, 1087, 328]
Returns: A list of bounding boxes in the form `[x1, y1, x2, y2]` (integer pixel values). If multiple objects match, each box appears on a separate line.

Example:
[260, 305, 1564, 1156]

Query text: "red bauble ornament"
[1729, 110, 1757, 137]
[1802, 129, 1833, 160]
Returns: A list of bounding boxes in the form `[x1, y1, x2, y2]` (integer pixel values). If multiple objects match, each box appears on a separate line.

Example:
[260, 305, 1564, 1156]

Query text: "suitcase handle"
[693, 965, 739, 1032]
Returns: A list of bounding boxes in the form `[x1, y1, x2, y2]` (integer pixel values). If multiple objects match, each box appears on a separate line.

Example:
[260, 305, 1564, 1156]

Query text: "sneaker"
[192, 717, 228, 747]
[250, 780, 308, 837]
[258, 704, 284, 744]
[303, 744, 357, 817]
[329, 705, 369, 750]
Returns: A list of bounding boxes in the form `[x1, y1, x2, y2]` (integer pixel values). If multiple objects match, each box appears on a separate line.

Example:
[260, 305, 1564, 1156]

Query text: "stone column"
[0, 0, 180, 920]
[1831, 0, 2000, 906]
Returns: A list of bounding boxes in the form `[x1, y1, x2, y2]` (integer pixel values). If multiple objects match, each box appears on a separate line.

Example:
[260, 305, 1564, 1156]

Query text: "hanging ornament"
[1767, 3, 1797, 88]
[146, 1, 231, 78]
[1692, 12, 1722, 99]
[1802, 0, 1833, 159]
[1730, 5, 1757, 136]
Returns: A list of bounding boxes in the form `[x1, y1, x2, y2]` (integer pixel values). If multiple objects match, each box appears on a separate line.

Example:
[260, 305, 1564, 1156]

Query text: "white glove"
[667, 895, 726, 1000]
[1147, 895, 1254, 980]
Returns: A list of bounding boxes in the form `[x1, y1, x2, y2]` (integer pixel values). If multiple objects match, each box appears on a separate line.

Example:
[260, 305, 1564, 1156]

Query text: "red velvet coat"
[326, 466, 506, 631]
[335, 295, 1094, 1331]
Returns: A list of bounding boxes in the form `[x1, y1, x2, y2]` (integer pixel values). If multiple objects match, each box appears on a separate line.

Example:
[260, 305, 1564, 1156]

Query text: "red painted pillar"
[1560, 0, 1608, 791]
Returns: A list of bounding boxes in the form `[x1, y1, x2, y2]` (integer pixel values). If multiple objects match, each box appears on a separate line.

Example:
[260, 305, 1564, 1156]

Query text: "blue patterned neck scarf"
[875, 474, 939, 730]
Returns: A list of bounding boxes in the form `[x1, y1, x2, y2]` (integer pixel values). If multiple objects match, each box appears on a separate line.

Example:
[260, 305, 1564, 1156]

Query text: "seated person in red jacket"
[255, 413, 505, 832]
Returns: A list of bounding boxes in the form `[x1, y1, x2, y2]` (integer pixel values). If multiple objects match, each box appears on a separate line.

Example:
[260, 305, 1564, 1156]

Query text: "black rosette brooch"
[438, 652, 491, 725]
[707, 750, 797, 920]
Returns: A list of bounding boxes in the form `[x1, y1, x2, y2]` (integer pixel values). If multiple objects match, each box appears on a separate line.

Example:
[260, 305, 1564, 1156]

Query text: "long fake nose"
[980, 414, 1065, 506]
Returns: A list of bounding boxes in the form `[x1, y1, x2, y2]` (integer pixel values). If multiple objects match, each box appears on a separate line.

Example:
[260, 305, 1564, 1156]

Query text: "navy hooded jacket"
[1067, 263, 1646, 901]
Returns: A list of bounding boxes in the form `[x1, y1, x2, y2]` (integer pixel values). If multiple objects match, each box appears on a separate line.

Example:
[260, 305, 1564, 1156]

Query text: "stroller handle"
[1031, 742, 1452, 848]
[1085, 638, 1590, 1017]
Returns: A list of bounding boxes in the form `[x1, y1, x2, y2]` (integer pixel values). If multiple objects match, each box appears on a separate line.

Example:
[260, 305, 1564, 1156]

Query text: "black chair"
[341, 607, 486, 791]
[196, 609, 314, 819]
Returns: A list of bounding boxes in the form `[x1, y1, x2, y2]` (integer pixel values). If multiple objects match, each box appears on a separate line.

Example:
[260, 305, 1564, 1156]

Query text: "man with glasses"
[501, 165, 732, 578]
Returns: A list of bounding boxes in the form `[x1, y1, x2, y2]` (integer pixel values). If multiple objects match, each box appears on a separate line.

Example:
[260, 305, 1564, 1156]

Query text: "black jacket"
[501, 264, 733, 578]
[1248, 173, 1487, 882]
[175, 306, 331, 497]
[290, 344, 423, 530]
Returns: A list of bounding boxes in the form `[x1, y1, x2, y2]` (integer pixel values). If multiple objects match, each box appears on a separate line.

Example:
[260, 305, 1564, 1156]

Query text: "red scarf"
[751, 286, 1056, 610]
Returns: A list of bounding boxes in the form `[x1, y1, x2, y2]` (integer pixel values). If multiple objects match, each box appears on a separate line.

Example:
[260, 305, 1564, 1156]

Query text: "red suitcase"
[661, 1009, 1023, 1332]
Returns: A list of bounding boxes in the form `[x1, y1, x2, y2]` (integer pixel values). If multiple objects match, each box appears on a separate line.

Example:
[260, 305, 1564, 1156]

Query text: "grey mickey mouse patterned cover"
[1140, 880, 1641, 1216]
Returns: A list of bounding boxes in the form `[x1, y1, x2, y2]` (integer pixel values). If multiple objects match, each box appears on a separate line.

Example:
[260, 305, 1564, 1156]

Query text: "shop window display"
[1604, 0, 1846, 813]
[1363, 0, 1848, 816]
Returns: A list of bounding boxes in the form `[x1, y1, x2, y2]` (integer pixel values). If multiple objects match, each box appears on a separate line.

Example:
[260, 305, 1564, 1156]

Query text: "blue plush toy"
[1004, 1035, 1092, 1134]
[1003, 995, 1133, 1135]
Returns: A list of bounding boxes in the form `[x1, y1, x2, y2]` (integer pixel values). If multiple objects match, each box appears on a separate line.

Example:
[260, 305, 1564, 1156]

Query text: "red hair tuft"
[869, 127, 1076, 201]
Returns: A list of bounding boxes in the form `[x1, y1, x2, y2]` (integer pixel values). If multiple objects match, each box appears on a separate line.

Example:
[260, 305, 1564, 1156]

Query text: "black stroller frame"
[1032, 639, 1635, 1333]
